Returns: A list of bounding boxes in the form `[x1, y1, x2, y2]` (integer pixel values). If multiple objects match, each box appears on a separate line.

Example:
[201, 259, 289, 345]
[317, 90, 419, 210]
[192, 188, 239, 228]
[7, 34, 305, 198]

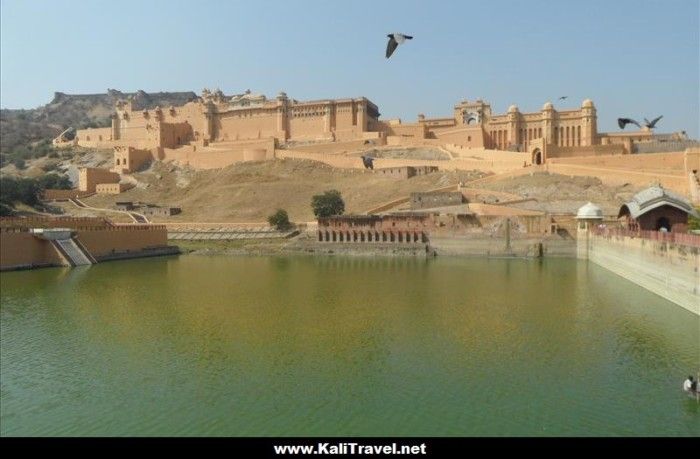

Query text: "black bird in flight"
[361, 156, 375, 170]
[558, 96, 568, 100]
[643, 115, 663, 129]
[386, 33, 413, 59]
[617, 118, 641, 129]
[617, 116, 663, 130]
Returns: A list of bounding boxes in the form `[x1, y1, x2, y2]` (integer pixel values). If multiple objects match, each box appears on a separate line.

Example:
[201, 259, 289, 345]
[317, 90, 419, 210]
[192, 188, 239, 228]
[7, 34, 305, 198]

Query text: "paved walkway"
[68, 198, 150, 224]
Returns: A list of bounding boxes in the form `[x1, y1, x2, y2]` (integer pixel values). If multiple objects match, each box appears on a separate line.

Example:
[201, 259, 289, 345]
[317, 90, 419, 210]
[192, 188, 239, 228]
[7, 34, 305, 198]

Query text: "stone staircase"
[52, 238, 94, 266]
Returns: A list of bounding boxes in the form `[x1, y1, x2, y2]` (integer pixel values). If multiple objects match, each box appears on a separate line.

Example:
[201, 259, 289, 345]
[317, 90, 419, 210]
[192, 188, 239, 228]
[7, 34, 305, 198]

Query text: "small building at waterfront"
[618, 185, 699, 232]
[317, 214, 429, 243]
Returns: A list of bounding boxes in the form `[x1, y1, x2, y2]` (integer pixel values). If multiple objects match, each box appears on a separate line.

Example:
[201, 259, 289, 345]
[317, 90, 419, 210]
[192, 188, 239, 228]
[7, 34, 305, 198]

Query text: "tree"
[268, 209, 292, 230]
[37, 173, 72, 190]
[311, 189, 345, 218]
[689, 208, 700, 231]
[0, 176, 41, 207]
[0, 202, 14, 216]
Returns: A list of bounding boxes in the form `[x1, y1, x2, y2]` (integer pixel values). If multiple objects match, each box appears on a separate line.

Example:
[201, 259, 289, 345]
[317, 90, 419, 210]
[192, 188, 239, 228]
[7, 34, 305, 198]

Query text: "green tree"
[311, 189, 345, 218]
[689, 208, 700, 231]
[37, 173, 72, 190]
[0, 176, 41, 206]
[0, 202, 14, 216]
[268, 209, 292, 231]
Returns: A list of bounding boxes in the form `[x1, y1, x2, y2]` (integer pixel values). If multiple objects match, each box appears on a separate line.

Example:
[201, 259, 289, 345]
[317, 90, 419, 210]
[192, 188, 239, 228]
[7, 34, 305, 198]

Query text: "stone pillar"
[356, 102, 367, 132]
[541, 105, 554, 145]
[274, 92, 289, 141]
[576, 220, 590, 259]
[111, 115, 119, 141]
[324, 105, 332, 134]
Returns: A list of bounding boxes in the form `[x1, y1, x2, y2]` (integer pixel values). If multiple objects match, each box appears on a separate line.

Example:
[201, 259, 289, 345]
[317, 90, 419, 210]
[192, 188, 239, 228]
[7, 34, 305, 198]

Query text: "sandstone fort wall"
[585, 232, 700, 315]
[0, 230, 64, 270]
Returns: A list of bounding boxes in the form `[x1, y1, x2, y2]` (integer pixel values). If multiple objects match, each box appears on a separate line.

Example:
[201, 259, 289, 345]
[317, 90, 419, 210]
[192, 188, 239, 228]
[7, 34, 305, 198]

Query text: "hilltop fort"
[54, 89, 696, 176]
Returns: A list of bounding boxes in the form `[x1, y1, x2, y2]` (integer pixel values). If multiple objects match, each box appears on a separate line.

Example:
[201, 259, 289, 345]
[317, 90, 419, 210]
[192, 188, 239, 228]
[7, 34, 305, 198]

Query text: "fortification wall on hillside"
[159, 138, 276, 169]
[277, 149, 527, 173]
[547, 151, 687, 173]
[545, 163, 687, 195]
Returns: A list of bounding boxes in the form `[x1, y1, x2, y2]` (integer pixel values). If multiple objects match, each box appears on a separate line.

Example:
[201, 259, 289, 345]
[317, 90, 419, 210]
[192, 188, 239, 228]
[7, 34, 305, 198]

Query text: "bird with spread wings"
[618, 115, 663, 130]
[386, 33, 413, 59]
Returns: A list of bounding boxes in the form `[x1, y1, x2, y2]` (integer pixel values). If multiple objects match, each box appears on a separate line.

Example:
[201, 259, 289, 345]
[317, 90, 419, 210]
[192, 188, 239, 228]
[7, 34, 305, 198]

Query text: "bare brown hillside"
[79, 159, 486, 222]
[478, 172, 640, 215]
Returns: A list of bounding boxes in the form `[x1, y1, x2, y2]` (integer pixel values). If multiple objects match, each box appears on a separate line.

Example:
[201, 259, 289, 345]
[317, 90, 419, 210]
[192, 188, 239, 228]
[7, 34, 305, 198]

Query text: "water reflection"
[1, 256, 698, 436]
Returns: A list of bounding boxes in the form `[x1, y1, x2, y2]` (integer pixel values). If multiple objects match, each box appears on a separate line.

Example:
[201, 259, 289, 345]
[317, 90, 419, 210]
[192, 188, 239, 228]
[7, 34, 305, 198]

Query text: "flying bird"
[361, 156, 375, 170]
[643, 115, 663, 129]
[617, 118, 641, 130]
[386, 33, 413, 59]
[618, 116, 663, 130]
[558, 96, 568, 100]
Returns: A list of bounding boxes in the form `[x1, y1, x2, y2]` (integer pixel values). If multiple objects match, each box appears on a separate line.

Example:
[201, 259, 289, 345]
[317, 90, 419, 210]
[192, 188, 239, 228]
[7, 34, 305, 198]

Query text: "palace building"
[61, 89, 695, 171]
[70, 89, 382, 150]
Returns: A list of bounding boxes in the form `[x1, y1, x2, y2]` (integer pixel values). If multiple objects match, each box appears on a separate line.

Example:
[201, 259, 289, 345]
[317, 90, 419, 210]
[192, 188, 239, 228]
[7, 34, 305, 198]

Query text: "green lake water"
[1, 255, 698, 436]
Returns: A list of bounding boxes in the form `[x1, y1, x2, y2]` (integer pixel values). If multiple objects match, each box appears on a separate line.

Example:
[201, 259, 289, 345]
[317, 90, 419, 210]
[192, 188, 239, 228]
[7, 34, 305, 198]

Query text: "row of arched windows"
[489, 125, 585, 149]
[519, 127, 543, 149]
[553, 125, 582, 147]
[318, 230, 424, 243]
[489, 129, 508, 149]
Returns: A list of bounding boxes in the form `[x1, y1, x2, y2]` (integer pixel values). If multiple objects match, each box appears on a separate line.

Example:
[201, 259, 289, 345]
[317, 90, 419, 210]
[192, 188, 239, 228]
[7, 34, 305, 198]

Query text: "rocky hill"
[0, 89, 197, 154]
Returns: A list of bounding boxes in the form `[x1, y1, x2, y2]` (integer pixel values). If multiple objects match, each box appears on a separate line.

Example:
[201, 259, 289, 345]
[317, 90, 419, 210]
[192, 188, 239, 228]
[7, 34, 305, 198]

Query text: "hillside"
[0, 89, 197, 154]
[65, 158, 486, 223]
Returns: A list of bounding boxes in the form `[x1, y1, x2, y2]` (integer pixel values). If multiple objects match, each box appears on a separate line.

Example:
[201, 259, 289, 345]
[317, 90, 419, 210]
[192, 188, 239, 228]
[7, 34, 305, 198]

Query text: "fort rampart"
[582, 229, 700, 315]
[0, 218, 174, 271]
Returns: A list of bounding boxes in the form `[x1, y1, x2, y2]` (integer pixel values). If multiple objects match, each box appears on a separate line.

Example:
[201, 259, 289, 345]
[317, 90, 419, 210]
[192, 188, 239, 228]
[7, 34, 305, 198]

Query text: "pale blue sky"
[1, 0, 698, 136]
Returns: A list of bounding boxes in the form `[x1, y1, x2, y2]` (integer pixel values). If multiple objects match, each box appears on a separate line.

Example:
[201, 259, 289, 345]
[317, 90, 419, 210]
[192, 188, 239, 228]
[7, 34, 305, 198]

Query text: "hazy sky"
[1, 0, 698, 136]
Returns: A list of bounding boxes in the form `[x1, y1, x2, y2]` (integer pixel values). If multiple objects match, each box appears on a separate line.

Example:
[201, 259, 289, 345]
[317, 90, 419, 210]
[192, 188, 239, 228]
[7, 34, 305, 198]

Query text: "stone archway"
[655, 217, 671, 232]
[532, 148, 543, 165]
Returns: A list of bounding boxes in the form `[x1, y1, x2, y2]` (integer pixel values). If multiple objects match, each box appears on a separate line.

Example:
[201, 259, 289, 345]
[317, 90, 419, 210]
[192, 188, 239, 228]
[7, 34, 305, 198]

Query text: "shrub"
[0, 176, 41, 206]
[41, 162, 58, 172]
[12, 158, 26, 169]
[689, 208, 700, 231]
[0, 173, 71, 212]
[311, 189, 345, 218]
[268, 209, 292, 230]
[37, 173, 71, 190]
[0, 202, 14, 216]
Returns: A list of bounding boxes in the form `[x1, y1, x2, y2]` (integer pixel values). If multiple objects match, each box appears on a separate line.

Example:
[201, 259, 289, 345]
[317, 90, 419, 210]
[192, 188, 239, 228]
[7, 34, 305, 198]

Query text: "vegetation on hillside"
[0, 139, 72, 169]
[311, 190, 345, 218]
[268, 209, 292, 230]
[0, 174, 72, 215]
[689, 209, 700, 231]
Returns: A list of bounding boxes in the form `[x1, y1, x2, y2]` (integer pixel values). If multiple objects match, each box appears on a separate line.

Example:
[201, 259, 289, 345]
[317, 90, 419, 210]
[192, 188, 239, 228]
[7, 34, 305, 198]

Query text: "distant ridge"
[1, 90, 198, 153]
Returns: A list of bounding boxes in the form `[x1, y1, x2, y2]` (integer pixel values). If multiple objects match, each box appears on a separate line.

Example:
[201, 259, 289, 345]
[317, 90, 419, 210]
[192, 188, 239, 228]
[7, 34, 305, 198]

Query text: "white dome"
[576, 202, 603, 219]
[542, 102, 553, 110]
[508, 104, 519, 113]
[581, 99, 594, 108]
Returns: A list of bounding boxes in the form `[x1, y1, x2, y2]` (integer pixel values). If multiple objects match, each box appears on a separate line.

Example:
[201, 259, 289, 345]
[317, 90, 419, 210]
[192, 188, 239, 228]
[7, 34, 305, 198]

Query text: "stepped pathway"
[52, 238, 93, 266]
[362, 168, 542, 215]
[69, 198, 149, 223]
[166, 222, 296, 240]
